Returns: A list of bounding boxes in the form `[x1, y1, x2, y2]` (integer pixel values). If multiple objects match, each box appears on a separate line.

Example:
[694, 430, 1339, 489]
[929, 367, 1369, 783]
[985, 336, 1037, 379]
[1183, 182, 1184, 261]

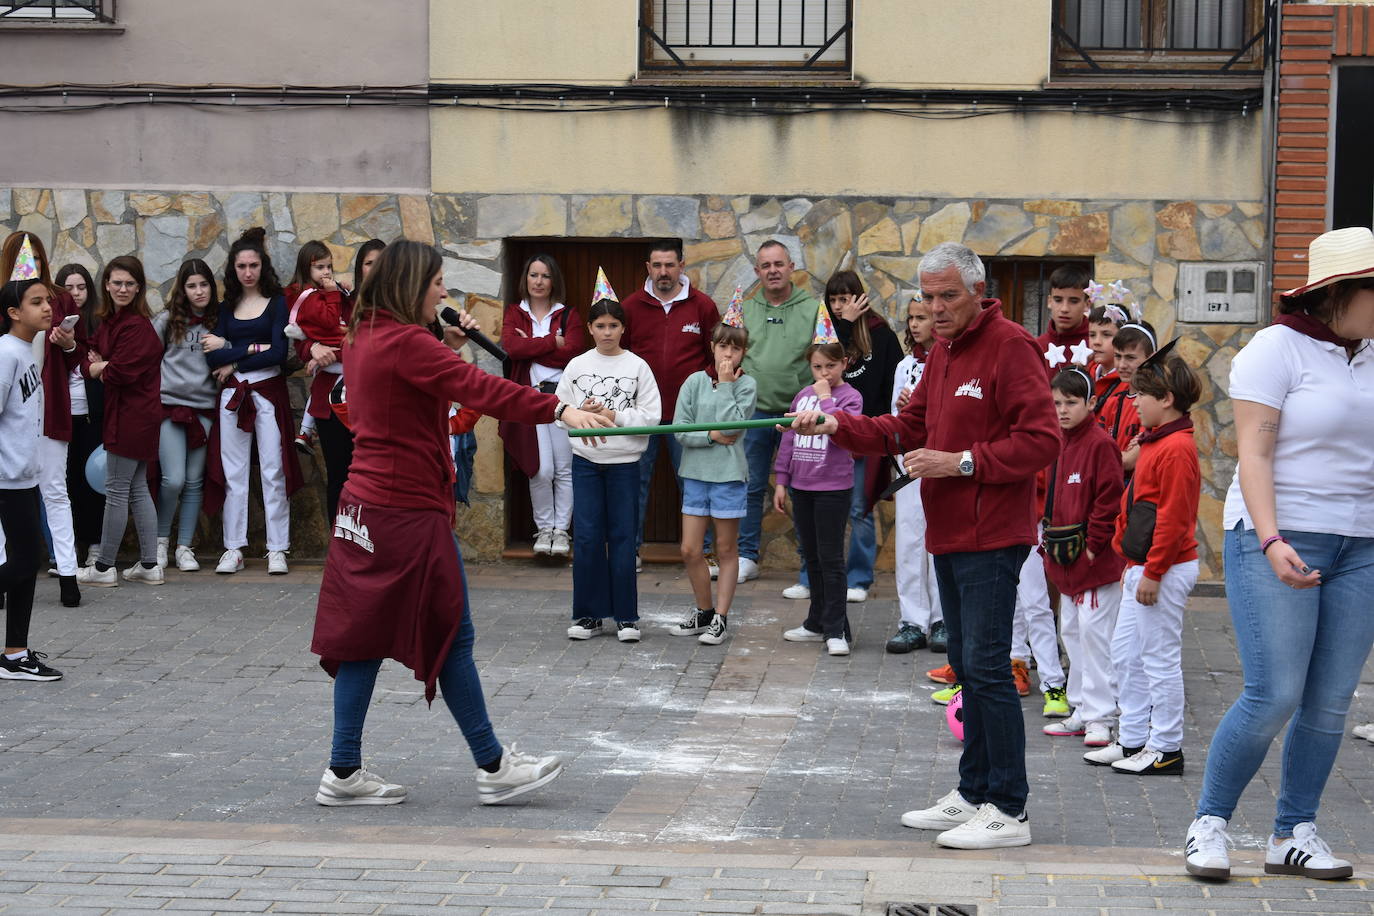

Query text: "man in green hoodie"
[737, 239, 821, 582]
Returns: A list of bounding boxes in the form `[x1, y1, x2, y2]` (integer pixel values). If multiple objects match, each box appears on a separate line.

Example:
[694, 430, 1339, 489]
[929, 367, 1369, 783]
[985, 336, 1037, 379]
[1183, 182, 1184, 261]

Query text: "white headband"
[1120, 322, 1157, 350]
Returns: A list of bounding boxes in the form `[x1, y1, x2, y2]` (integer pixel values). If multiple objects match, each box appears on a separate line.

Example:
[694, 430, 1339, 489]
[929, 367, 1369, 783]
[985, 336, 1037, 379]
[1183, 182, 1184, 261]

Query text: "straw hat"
[1283, 226, 1374, 297]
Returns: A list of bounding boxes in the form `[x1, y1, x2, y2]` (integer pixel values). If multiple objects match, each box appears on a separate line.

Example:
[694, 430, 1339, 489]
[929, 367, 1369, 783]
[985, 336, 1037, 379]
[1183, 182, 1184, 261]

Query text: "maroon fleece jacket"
[1040, 417, 1126, 596]
[621, 283, 720, 422]
[1034, 316, 1091, 380]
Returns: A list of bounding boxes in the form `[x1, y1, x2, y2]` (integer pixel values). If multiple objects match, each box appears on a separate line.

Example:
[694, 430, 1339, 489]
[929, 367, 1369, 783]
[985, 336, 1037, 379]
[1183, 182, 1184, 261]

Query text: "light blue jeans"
[799, 460, 875, 590]
[156, 415, 213, 545]
[1197, 524, 1374, 836]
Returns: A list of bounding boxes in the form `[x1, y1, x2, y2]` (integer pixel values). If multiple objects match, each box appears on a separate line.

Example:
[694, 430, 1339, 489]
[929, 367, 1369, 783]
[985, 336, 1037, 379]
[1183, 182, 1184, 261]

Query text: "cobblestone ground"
[1, 560, 1372, 913]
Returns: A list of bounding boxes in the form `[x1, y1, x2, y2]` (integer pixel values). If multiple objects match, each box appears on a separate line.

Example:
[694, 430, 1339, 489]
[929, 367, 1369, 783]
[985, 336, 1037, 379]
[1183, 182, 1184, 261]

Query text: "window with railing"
[0, 0, 115, 24]
[640, 0, 851, 74]
[1053, 0, 1267, 78]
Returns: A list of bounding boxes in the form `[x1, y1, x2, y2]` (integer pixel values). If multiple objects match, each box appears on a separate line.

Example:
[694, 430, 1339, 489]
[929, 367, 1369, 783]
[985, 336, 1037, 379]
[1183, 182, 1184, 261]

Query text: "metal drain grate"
[887, 906, 978, 916]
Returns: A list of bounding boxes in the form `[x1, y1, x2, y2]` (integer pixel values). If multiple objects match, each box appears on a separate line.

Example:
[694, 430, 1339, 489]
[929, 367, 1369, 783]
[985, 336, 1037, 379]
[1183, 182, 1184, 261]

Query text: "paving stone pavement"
[1, 561, 1373, 914]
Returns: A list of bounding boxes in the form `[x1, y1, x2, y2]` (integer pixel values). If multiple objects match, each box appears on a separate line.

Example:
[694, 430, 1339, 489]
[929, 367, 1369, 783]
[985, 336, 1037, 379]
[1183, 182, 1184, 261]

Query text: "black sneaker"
[59, 575, 81, 608]
[0, 650, 63, 682]
[616, 621, 641, 643]
[567, 618, 604, 640]
[885, 623, 927, 654]
[669, 607, 713, 637]
[698, 613, 727, 645]
[929, 620, 948, 653]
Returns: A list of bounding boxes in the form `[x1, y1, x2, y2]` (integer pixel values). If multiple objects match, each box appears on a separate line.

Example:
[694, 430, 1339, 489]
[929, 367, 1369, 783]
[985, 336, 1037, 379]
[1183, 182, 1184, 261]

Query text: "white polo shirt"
[1222, 323, 1374, 537]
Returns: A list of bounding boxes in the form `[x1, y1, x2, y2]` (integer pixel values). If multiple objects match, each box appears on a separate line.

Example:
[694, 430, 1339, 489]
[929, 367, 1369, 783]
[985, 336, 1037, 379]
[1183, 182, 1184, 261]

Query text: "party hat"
[722, 286, 745, 328]
[591, 266, 618, 304]
[812, 301, 839, 345]
[9, 235, 38, 282]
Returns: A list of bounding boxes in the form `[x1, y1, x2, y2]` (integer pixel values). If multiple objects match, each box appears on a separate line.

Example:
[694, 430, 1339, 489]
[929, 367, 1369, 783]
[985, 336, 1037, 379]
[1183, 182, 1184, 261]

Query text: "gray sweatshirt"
[0, 333, 43, 488]
[152, 311, 219, 409]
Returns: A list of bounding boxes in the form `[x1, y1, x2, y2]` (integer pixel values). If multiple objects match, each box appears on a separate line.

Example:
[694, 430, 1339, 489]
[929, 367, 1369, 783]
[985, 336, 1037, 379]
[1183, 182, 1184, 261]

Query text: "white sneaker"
[936, 802, 1031, 849]
[174, 545, 200, 572]
[827, 637, 850, 656]
[846, 586, 868, 602]
[1265, 822, 1353, 880]
[216, 549, 244, 574]
[122, 563, 164, 585]
[901, 788, 980, 830]
[1084, 740, 1139, 767]
[156, 536, 170, 569]
[782, 583, 811, 600]
[550, 529, 571, 557]
[316, 767, 407, 806]
[1184, 815, 1233, 880]
[267, 550, 289, 575]
[1111, 746, 1184, 775]
[616, 621, 641, 643]
[1043, 713, 1085, 737]
[1352, 722, 1374, 741]
[476, 746, 563, 804]
[783, 625, 824, 642]
[76, 564, 117, 588]
[736, 557, 759, 583]
[532, 528, 553, 555]
[1083, 722, 1113, 747]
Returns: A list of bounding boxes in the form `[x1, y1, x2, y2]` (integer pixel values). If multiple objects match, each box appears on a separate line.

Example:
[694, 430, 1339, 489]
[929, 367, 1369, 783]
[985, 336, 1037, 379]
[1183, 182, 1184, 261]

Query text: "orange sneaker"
[1012, 658, 1032, 697]
[927, 663, 957, 685]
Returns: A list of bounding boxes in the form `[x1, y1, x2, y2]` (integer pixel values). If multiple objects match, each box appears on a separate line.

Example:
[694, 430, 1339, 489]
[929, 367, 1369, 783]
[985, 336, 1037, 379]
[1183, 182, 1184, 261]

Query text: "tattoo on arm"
[1258, 420, 1280, 435]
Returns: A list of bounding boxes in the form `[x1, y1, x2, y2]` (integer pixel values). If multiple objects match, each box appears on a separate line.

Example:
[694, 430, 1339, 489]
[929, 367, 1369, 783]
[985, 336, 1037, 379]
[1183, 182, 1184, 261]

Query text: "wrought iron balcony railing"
[640, 0, 851, 73]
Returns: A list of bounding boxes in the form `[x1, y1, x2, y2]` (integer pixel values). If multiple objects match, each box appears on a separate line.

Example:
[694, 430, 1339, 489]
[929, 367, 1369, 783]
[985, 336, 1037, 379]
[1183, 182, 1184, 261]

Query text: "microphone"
[439, 306, 509, 366]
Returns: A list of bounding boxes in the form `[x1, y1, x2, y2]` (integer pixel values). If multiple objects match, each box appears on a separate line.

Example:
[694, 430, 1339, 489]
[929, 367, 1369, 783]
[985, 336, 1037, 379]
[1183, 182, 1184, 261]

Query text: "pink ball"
[945, 689, 965, 742]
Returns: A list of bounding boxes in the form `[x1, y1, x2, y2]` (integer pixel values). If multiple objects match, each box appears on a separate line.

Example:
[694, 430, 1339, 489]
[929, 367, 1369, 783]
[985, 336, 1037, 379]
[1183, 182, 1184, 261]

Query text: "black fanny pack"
[1119, 475, 1156, 563]
[1040, 460, 1087, 566]
[536, 380, 559, 395]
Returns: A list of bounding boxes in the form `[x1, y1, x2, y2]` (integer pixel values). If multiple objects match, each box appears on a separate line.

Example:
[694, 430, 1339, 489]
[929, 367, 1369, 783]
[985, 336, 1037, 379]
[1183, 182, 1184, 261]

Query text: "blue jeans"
[572, 456, 639, 623]
[330, 538, 501, 769]
[799, 461, 876, 590]
[935, 545, 1031, 817]
[157, 415, 212, 544]
[740, 410, 784, 562]
[1197, 525, 1374, 836]
[635, 433, 683, 551]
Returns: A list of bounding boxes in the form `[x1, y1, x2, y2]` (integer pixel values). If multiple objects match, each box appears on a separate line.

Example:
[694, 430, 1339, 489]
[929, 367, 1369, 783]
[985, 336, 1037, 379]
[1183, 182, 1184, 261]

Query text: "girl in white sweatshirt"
[556, 298, 660, 643]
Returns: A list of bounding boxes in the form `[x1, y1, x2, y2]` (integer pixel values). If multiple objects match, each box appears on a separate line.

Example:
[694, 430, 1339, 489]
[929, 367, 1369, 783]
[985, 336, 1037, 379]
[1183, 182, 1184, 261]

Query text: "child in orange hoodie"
[1088, 344, 1201, 776]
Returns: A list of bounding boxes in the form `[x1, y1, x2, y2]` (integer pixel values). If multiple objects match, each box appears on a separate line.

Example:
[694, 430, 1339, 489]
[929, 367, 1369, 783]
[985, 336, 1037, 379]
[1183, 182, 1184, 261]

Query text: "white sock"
[5, 650, 27, 660]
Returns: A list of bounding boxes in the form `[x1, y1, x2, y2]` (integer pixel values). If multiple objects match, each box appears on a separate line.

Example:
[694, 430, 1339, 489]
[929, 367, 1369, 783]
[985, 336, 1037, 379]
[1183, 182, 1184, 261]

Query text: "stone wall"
[2, 187, 1266, 580]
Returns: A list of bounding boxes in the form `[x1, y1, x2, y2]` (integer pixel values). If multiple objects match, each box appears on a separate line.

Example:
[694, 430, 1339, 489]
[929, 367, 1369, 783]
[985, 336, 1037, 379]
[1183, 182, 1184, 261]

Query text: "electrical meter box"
[1177, 262, 1264, 324]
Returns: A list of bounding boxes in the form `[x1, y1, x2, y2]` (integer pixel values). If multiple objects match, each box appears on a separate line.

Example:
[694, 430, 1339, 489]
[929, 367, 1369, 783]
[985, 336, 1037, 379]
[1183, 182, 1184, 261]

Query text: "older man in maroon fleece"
[790, 242, 1060, 850]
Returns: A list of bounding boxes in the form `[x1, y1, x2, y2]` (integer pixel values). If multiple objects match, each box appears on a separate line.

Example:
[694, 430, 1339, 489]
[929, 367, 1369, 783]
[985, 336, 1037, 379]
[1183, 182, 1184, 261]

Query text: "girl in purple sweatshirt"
[775, 340, 864, 655]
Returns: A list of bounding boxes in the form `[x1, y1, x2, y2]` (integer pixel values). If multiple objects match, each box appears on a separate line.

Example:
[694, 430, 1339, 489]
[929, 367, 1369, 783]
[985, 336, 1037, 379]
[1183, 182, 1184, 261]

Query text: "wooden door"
[984, 257, 1095, 337]
[500, 238, 685, 553]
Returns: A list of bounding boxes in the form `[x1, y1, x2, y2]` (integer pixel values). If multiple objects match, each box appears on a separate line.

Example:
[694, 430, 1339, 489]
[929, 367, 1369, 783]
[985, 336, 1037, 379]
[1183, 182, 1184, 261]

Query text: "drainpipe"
[1263, 0, 1283, 316]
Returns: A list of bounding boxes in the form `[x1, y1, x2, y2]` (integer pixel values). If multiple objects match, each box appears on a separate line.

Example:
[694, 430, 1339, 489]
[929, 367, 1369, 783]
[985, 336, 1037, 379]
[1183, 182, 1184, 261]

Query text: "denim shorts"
[681, 478, 747, 519]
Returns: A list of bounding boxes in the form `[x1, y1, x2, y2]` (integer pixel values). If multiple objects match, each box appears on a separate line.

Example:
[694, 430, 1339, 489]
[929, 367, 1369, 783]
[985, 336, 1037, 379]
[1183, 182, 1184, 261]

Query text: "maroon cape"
[202, 374, 304, 515]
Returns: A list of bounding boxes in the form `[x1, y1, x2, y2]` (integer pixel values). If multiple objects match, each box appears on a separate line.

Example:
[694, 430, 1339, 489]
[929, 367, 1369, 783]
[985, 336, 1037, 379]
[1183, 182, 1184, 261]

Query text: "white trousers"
[1060, 582, 1122, 727]
[894, 481, 941, 629]
[218, 388, 290, 552]
[38, 435, 78, 575]
[530, 422, 573, 531]
[1012, 541, 1065, 689]
[1112, 561, 1199, 753]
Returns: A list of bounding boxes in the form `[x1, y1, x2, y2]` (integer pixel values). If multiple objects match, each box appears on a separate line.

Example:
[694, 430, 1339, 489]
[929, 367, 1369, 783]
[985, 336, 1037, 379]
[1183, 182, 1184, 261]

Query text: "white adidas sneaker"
[1265, 822, 1353, 880]
[1184, 815, 1232, 880]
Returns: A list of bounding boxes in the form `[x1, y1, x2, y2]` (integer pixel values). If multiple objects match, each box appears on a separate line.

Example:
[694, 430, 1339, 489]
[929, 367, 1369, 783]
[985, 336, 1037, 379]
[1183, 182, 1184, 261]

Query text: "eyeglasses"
[108, 281, 139, 289]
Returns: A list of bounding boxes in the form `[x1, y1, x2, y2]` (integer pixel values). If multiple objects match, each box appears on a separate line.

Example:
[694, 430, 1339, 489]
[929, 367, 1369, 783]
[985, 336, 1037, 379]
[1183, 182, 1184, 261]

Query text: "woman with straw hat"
[1185, 227, 1374, 882]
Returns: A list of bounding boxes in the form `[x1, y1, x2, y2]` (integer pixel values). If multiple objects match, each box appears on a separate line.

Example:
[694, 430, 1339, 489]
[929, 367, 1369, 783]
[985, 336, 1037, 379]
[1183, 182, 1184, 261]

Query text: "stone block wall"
[2, 187, 1266, 580]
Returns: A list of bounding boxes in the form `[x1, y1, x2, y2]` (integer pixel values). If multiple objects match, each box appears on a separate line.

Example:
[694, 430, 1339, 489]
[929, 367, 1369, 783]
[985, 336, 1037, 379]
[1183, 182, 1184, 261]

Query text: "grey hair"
[918, 242, 986, 295]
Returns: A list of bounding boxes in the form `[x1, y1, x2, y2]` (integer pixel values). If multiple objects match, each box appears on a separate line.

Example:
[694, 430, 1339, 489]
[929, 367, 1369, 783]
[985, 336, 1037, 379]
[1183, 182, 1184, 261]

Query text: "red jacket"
[1093, 364, 1122, 404]
[40, 289, 87, 441]
[1035, 316, 1091, 380]
[1112, 417, 1199, 580]
[621, 283, 719, 422]
[1101, 388, 1141, 452]
[285, 283, 349, 354]
[89, 307, 162, 462]
[346, 310, 558, 517]
[1040, 417, 1126, 596]
[830, 301, 1062, 554]
[498, 302, 586, 477]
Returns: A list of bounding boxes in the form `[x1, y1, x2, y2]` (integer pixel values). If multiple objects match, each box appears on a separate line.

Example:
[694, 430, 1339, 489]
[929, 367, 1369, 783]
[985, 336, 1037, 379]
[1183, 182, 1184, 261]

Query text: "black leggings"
[0, 487, 43, 648]
[792, 487, 853, 639]
[316, 413, 354, 522]
[66, 414, 106, 546]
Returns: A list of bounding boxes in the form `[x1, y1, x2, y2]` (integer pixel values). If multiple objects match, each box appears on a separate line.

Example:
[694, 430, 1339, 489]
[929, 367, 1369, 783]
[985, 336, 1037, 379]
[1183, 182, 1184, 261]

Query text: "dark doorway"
[1333, 65, 1374, 232]
[984, 257, 1096, 336]
[500, 237, 685, 556]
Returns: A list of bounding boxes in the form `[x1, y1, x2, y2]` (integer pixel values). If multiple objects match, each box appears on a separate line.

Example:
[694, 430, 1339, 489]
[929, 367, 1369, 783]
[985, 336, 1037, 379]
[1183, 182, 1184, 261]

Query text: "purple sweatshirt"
[774, 382, 863, 491]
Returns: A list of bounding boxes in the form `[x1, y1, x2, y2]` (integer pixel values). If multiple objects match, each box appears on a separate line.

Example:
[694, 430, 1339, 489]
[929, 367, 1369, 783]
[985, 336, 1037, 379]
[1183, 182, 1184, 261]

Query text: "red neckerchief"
[1137, 414, 1193, 445]
[1275, 311, 1360, 350]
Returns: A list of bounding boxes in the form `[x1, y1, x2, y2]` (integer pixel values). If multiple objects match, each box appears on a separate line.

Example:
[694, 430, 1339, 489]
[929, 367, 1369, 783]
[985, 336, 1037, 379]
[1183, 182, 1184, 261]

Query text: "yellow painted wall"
[430, 0, 1048, 88]
[431, 106, 1264, 200]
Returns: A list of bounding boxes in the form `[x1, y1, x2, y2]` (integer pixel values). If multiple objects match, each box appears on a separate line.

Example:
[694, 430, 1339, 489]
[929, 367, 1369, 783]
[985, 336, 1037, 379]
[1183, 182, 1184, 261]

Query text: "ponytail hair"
[223, 227, 283, 305]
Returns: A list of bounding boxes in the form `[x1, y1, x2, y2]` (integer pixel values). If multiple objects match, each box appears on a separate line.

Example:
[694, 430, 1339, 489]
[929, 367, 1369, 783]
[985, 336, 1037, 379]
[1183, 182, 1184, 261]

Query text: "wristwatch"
[554, 403, 568, 422]
[958, 449, 975, 477]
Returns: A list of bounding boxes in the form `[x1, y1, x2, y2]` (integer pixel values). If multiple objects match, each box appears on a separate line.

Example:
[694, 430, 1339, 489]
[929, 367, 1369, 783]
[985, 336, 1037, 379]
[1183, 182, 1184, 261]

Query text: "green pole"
[567, 417, 798, 438]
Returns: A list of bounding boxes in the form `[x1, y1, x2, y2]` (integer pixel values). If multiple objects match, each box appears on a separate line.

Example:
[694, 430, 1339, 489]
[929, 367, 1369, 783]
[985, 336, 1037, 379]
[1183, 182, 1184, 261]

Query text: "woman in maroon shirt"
[76, 256, 164, 589]
[310, 240, 611, 807]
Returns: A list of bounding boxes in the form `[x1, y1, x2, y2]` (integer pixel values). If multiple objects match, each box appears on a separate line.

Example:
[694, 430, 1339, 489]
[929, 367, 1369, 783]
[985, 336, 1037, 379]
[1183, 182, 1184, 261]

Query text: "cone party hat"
[722, 286, 746, 328]
[812, 301, 839, 344]
[591, 267, 618, 304]
[9, 235, 39, 282]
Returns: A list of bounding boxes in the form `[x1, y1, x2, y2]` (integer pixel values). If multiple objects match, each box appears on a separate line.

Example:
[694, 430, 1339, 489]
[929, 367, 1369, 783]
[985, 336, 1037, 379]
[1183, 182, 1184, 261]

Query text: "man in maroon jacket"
[621, 240, 720, 557]
[790, 242, 1060, 850]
